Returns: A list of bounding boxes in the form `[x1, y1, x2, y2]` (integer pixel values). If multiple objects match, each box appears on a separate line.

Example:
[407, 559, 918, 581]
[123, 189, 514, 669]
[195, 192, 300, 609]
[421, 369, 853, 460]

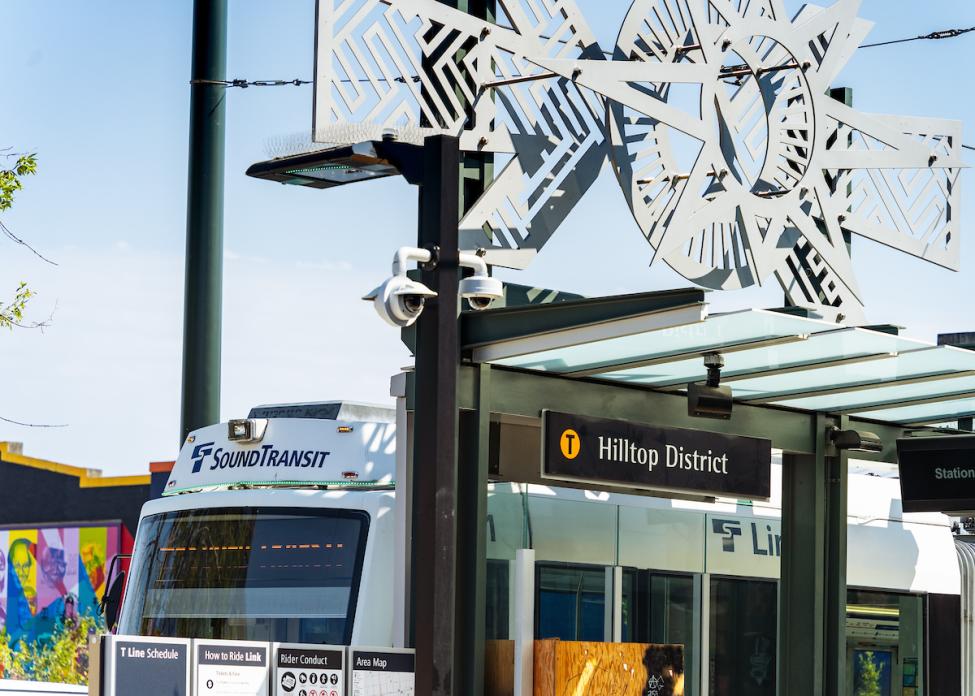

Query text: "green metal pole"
[825, 417, 850, 696]
[778, 415, 829, 696]
[180, 0, 227, 442]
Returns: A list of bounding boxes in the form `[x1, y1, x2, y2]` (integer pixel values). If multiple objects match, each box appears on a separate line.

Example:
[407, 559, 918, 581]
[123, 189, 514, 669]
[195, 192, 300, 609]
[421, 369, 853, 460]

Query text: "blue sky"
[0, 0, 972, 474]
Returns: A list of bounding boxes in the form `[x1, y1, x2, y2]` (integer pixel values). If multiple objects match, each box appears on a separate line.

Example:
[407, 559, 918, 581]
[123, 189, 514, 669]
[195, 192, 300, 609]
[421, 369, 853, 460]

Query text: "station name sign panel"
[897, 435, 975, 513]
[542, 411, 772, 499]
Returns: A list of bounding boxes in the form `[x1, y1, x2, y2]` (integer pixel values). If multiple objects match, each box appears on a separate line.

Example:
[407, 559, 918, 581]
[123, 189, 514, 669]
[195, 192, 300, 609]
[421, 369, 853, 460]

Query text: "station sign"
[542, 411, 772, 499]
[274, 643, 345, 696]
[194, 639, 270, 696]
[897, 435, 975, 512]
[91, 635, 191, 696]
[348, 647, 415, 696]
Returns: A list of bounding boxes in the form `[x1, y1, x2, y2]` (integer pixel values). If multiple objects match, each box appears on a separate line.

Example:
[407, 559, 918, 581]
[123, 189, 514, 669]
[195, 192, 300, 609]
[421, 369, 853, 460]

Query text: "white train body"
[118, 401, 967, 694]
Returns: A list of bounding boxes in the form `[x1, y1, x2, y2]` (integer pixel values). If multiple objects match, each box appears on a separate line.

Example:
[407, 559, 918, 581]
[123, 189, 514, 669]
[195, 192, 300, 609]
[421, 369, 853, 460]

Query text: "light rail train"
[116, 400, 969, 696]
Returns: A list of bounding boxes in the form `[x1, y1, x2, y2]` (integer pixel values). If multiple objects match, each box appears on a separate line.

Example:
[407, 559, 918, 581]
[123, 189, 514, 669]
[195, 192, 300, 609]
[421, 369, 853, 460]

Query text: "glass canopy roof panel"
[726, 346, 975, 401]
[856, 397, 975, 426]
[776, 375, 975, 413]
[597, 327, 922, 388]
[491, 309, 837, 374]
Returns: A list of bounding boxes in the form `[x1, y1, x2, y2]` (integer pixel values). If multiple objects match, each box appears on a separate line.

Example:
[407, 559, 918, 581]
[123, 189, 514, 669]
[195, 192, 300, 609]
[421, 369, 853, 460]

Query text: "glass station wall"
[485, 484, 932, 696]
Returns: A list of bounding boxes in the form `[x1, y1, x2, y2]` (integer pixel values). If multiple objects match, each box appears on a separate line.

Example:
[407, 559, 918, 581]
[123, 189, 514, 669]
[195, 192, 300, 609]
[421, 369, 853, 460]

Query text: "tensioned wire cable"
[196, 24, 975, 149]
[195, 23, 975, 88]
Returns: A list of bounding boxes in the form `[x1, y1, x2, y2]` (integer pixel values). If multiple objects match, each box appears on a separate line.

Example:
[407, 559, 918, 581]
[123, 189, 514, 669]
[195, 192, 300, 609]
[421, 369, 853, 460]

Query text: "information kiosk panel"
[348, 647, 415, 696]
[193, 638, 270, 696]
[92, 635, 191, 696]
[274, 643, 345, 696]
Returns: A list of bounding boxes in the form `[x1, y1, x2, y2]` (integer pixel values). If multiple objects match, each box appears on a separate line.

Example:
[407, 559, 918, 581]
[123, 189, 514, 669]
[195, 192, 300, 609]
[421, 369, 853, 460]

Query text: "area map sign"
[349, 648, 415, 696]
[898, 435, 975, 512]
[542, 411, 772, 499]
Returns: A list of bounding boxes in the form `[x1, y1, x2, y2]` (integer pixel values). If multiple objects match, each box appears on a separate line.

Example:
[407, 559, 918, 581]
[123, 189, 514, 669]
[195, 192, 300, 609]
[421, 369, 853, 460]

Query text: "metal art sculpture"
[314, 0, 963, 322]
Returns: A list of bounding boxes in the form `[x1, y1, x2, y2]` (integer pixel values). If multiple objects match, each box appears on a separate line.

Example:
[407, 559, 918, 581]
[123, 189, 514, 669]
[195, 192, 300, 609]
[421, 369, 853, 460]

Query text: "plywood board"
[534, 640, 684, 696]
[484, 640, 514, 696]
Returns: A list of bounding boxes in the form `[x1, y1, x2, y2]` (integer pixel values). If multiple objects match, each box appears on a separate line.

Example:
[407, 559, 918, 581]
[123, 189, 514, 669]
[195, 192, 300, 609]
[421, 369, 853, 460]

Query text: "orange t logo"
[559, 429, 580, 459]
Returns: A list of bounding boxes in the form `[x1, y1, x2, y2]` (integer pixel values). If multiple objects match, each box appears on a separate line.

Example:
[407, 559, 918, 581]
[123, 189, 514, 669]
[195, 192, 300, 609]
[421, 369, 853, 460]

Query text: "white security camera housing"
[362, 274, 437, 328]
[459, 274, 503, 310]
[364, 246, 506, 326]
[458, 251, 504, 311]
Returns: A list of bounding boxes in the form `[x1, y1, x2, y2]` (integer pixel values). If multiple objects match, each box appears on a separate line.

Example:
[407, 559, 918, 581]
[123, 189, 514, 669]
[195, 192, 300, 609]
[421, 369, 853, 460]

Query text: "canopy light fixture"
[828, 426, 883, 453]
[688, 353, 732, 420]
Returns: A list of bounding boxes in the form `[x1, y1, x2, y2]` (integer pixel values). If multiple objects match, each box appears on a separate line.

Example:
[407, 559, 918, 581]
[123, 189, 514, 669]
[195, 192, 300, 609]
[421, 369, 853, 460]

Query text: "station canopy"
[463, 289, 975, 427]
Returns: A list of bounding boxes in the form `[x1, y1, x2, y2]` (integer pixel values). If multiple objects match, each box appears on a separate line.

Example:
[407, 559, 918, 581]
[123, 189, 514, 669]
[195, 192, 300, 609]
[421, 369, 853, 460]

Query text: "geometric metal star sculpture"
[314, 0, 964, 322]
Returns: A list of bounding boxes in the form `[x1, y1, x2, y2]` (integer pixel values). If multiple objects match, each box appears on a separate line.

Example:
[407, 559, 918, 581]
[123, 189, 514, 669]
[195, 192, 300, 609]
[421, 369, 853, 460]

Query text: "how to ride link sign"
[543, 411, 771, 499]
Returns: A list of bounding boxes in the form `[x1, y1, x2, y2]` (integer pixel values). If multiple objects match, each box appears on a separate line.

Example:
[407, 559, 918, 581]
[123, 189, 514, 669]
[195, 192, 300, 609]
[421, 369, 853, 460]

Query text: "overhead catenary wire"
[202, 21, 975, 88]
[860, 25, 975, 49]
[203, 24, 975, 150]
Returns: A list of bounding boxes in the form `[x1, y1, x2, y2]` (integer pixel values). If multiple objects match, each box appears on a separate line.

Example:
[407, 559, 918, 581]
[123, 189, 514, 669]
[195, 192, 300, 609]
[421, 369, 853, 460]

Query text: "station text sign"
[542, 411, 772, 499]
[898, 435, 975, 512]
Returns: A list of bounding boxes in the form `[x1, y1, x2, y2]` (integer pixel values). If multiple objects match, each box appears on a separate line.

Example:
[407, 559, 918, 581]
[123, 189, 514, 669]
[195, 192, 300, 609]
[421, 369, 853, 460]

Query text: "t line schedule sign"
[275, 643, 345, 696]
[92, 635, 191, 696]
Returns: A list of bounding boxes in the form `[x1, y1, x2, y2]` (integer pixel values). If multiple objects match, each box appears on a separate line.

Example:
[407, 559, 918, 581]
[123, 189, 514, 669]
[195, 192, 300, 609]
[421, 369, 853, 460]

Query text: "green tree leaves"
[0, 153, 37, 213]
[855, 651, 883, 696]
[0, 281, 33, 329]
[0, 151, 41, 329]
[0, 614, 104, 684]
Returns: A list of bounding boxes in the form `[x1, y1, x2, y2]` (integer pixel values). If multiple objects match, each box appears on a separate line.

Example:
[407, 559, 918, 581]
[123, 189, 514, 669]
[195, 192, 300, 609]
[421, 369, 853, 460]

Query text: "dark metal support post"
[180, 0, 227, 441]
[825, 417, 850, 696]
[458, 364, 491, 695]
[412, 134, 462, 696]
[779, 413, 847, 696]
[779, 416, 828, 696]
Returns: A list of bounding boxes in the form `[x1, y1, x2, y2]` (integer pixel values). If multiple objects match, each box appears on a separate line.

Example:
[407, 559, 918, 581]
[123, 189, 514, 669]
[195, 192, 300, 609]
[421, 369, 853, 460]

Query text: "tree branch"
[0, 415, 67, 428]
[0, 220, 57, 265]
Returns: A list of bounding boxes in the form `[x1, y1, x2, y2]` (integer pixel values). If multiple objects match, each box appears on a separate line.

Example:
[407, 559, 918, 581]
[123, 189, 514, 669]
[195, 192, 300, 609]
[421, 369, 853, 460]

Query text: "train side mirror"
[101, 571, 125, 632]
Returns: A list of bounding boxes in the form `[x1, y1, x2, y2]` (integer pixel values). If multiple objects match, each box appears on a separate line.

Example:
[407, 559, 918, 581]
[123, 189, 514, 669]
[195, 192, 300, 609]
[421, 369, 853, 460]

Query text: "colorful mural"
[0, 525, 120, 645]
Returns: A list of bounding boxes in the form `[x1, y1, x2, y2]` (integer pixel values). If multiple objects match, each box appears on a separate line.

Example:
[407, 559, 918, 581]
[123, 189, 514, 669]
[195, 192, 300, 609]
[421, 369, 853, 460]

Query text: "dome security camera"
[459, 274, 503, 310]
[458, 251, 504, 311]
[362, 274, 437, 328]
[364, 246, 506, 326]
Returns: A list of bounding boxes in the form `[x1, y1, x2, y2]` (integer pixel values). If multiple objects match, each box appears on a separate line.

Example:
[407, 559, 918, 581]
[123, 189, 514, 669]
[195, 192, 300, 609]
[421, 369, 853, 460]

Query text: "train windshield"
[118, 507, 369, 645]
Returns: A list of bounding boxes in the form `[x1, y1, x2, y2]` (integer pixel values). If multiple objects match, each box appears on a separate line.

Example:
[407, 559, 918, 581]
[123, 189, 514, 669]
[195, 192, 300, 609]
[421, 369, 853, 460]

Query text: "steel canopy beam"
[462, 288, 706, 349]
[740, 369, 975, 404]
[902, 408, 975, 427]
[471, 304, 708, 365]
[648, 350, 898, 389]
[448, 364, 822, 455]
[412, 364, 919, 464]
[570, 333, 808, 378]
[840, 388, 975, 415]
